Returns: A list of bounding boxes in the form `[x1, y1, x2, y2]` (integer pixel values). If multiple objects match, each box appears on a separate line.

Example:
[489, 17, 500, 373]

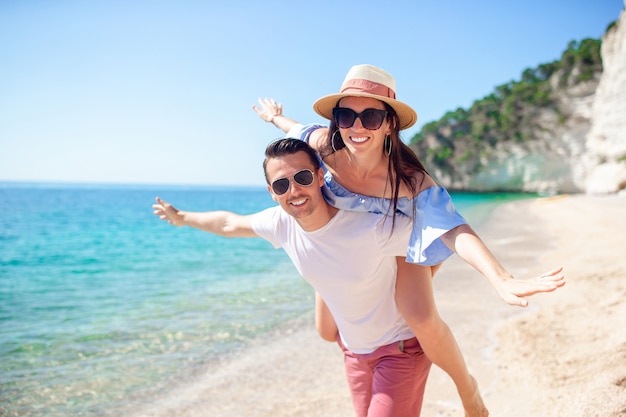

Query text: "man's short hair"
[263, 138, 321, 184]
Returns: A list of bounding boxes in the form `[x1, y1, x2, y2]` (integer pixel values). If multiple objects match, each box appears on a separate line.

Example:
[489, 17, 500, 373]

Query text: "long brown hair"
[324, 101, 429, 222]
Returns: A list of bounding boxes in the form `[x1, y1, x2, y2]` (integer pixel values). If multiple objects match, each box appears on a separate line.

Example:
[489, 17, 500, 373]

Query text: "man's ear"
[316, 167, 325, 186]
[267, 184, 278, 202]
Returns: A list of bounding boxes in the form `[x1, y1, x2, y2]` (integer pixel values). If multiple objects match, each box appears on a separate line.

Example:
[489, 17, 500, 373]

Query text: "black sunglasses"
[332, 107, 388, 130]
[271, 169, 315, 195]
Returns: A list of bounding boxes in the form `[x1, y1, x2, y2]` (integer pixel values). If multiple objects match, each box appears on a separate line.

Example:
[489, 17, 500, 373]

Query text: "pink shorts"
[339, 337, 432, 417]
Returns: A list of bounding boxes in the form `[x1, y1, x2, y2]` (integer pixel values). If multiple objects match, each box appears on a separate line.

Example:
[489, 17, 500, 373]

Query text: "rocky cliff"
[411, 4, 625, 195]
[585, 4, 626, 194]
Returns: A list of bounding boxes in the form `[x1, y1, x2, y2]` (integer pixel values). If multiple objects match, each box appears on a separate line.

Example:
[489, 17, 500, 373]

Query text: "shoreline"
[420, 194, 558, 415]
[128, 193, 626, 417]
[486, 194, 626, 416]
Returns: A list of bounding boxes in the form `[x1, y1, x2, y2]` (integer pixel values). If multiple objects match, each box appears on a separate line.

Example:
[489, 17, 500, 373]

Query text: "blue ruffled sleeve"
[318, 176, 466, 265]
[406, 186, 467, 265]
[285, 123, 326, 143]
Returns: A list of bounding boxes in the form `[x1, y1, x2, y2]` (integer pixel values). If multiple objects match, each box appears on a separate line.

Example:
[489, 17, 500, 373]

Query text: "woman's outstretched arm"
[441, 224, 565, 307]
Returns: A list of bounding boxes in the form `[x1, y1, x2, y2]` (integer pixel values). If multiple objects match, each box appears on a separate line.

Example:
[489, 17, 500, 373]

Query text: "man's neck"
[297, 203, 339, 232]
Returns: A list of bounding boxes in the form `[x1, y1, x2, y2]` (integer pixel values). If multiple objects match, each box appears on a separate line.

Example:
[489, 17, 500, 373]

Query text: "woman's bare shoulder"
[397, 170, 436, 199]
[413, 171, 438, 195]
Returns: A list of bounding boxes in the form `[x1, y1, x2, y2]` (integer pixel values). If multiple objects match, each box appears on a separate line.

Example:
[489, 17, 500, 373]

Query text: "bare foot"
[460, 376, 489, 417]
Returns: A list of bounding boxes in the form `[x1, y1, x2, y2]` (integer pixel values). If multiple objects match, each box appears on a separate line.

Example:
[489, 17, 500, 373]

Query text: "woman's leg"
[395, 258, 488, 417]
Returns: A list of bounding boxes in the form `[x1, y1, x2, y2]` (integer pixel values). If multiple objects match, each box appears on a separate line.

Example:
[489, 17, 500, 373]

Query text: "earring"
[331, 130, 343, 153]
[384, 135, 392, 156]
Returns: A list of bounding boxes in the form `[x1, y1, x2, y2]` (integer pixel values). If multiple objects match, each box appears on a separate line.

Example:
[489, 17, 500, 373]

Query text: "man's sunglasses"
[270, 169, 315, 195]
[332, 107, 388, 130]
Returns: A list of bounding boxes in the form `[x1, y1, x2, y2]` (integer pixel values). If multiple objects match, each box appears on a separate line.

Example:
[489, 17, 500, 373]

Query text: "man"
[153, 138, 432, 417]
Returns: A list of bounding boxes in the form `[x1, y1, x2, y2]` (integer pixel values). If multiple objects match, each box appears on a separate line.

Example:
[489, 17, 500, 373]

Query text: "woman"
[253, 64, 565, 417]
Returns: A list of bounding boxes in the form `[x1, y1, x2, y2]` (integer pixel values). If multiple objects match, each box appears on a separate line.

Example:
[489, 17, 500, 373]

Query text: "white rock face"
[428, 76, 601, 195]
[585, 4, 626, 194]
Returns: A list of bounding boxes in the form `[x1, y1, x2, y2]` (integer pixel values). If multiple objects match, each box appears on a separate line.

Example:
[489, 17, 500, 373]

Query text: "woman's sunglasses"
[271, 169, 315, 195]
[332, 107, 388, 130]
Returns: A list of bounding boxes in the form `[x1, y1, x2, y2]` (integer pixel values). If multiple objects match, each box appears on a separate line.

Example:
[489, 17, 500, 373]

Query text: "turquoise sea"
[0, 182, 534, 416]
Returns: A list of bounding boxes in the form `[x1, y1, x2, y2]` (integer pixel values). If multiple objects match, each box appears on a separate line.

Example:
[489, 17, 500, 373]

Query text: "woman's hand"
[493, 267, 566, 307]
[252, 98, 282, 123]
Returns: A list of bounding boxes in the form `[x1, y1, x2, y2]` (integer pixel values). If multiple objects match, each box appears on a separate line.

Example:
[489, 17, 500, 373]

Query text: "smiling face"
[337, 96, 391, 155]
[265, 151, 327, 228]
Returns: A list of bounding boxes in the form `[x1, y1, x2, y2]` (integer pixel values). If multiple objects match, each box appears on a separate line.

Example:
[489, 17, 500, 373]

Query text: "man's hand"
[152, 197, 184, 227]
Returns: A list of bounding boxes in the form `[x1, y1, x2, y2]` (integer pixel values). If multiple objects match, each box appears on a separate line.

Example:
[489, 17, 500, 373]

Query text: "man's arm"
[152, 197, 258, 238]
[315, 292, 338, 342]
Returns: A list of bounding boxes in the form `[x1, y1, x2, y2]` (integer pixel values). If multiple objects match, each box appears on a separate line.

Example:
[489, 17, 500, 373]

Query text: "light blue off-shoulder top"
[286, 123, 467, 265]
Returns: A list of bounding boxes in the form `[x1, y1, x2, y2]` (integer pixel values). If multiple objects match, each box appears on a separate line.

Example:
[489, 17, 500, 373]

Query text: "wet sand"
[129, 194, 626, 417]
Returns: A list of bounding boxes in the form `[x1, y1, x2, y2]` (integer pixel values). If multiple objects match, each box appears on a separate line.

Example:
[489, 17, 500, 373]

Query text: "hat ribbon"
[340, 79, 396, 99]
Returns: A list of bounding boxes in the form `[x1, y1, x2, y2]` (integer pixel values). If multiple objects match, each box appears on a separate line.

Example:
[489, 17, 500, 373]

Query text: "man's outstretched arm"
[152, 197, 258, 238]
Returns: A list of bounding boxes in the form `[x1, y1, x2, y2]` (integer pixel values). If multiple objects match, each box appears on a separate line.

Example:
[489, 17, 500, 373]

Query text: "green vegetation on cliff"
[409, 38, 603, 171]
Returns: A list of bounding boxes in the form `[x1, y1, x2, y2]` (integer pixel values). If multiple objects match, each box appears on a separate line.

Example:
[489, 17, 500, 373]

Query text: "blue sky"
[1, 0, 623, 186]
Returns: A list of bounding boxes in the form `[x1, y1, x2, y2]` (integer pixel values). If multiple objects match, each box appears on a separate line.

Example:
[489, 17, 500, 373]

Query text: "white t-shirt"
[251, 207, 415, 354]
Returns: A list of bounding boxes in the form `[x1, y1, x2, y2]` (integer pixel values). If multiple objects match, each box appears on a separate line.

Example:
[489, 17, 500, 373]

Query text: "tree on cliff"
[409, 37, 603, 177]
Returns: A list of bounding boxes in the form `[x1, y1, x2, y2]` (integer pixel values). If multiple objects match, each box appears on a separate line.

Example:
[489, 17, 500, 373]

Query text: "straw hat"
[313, 64, 418, 130]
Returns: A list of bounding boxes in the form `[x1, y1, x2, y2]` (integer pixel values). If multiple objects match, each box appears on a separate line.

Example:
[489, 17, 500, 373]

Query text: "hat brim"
[313, 92, 418, 130]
